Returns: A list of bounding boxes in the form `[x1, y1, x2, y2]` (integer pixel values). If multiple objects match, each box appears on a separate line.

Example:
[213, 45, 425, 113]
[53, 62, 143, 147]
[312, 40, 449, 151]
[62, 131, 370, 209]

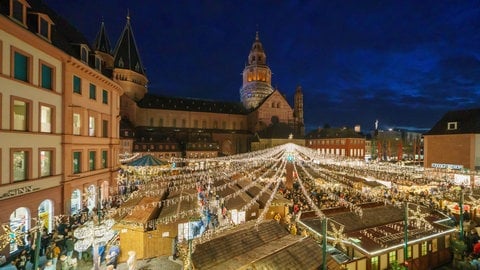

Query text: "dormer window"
[39, 15, 53, 40]
[10, 0, 30, 26]
[447, 122, 458, 130]
[94, 55, 101, 71]
[80, 45, 89, 63]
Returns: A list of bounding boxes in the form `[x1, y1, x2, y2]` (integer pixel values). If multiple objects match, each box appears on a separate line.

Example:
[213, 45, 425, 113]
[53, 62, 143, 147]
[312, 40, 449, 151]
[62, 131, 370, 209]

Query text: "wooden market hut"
[114, 191, 166, 262]
[152, 187, 200, 257]
[190, 220, 326, 270]
[237, 179, 292, 221]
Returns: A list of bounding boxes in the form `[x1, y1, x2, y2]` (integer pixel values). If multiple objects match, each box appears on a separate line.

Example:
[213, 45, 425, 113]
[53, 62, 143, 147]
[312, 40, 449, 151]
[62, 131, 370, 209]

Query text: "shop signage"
[431, 163, 463, 170]
[0, 185, 40, 199]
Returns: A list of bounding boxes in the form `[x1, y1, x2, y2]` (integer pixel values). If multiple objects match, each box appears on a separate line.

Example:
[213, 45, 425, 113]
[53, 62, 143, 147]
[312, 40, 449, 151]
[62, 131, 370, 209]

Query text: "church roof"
[137, 93, 248, 115]
[113, 14, 146, 75]
[94, 21, 112, 54]
[248, 31, 267, 66]
[424, 107, 480, 135]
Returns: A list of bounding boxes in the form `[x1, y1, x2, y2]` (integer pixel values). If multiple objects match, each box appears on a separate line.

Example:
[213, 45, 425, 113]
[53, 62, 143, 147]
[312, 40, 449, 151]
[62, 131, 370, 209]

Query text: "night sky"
[43, 0, 480, 133]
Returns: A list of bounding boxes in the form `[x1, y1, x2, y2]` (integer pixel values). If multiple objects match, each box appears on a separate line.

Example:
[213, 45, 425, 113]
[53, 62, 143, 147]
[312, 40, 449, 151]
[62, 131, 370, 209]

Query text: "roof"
[424, 107, 480, 135]
[301, 204, 454, 254]
[113, 15, 146, 75]
[93, 21, 112, 54]
[137, 93, 248, 114]
[127, 154, 169, 166]
[191, 220, 324, 270]
[306, 127, 364, 139]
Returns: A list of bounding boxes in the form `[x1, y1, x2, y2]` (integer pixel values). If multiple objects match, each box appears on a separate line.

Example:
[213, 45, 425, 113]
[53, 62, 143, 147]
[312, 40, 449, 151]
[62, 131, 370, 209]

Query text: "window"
[102, 90, 108, 104]
[89, 151, 96, 171]
[73, 113, 81, 135]
[40, 63, 53, 90]
[72, 151, 81, 174]
[95, 56, 101, 70]
[202, 120, 206, 128]
[222, 121, 226, 129]
[182, 119, 186, 128]
[102, 120, 108, 138]
[421, 242, 428, 256]
[40, 105, 52, 133]
[388, 251, 396, 263]
[73, 75, 81, 94]
[11, 0, 25, 23]
[172, 119, 177, 128]
[370, 256, 379, 270]
[81, 46, 88, 63]
[39, 17, 49, 38]
[39, 150, 52, 177]
[12, 99, 29, 131]
[89, 116, 95, 136]
[159, 118, 163, 127]
[12, 149, 29, 182]
[447, 122, 457, 130]
[213, 121, 218, 129]
[13, 51, 29, 82]
[101, 150, 107, 168]
[89, 83, 96, 100]
[194, 120, 198, 128]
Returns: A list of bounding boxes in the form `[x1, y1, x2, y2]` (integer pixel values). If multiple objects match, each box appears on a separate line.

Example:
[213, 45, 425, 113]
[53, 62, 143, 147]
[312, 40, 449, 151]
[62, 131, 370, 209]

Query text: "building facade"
[0, 0, 123, 257]
[305, 127, 366, 158]
[424, 108, 480, 174]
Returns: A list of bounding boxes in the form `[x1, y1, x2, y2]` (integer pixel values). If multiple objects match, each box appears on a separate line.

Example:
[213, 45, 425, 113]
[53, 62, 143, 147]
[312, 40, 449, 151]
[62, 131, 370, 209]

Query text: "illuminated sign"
[431, 163, 463, 170]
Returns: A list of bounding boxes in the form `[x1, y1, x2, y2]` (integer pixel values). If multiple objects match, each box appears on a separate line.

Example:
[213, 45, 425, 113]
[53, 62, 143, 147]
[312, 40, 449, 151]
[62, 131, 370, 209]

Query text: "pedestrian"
[65, 235, 75, 258]
[127, 251, 137, 270]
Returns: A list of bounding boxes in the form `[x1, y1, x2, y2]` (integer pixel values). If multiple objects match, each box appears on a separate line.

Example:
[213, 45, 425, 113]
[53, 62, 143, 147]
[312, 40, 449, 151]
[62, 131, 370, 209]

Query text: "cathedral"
[112, 26, 305, 159]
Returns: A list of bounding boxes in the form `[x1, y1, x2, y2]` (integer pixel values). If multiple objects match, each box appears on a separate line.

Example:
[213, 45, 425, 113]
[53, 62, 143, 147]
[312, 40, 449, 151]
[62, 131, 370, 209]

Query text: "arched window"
[70, 189, 82, 214]
[86, 185, 97, 211]
[9, 207, 30, 253]
[38, 200, 53, 233]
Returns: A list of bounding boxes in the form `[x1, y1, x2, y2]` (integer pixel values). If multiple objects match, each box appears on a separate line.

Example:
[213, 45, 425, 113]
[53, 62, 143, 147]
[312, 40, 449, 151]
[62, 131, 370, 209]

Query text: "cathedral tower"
[294, 85, 305, 136]
[240, 32, 274, 110]
[93, 20, 114, 70]
[112, 13, 148, 102]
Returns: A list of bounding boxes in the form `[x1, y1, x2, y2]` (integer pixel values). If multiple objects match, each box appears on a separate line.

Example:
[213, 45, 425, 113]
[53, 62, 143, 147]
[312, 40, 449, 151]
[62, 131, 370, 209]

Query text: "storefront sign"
[0, 185, 40, 199]
[431, 163, 463, 170]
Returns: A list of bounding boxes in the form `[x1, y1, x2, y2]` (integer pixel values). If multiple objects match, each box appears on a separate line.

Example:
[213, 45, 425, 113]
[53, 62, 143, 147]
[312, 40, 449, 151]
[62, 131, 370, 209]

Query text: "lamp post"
[403, 202, 408, 266]
[459, 186, 464, 241]
[322, 217, 327, 270]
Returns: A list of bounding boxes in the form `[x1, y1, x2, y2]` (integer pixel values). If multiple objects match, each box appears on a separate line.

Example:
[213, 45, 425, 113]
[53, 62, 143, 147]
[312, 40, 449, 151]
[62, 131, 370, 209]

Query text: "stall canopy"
[127, 154, 168, 166]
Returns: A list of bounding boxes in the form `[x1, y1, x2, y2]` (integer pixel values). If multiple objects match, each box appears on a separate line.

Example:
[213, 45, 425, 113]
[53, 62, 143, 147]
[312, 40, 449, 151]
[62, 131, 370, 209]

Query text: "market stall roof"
[127, 154, 169, 166]
[191, 220, 325, 270]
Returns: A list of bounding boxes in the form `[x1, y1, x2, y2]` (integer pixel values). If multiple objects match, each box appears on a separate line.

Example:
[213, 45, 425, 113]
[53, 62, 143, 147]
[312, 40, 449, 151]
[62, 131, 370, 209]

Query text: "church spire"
[113, 11, 146, 75]
[240, 31, 273, 109]
[93, 20, 111, 54]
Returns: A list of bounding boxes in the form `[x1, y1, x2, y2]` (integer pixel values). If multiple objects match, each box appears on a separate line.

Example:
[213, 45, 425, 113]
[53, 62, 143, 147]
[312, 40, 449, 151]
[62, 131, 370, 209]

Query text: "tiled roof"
[424, 107, 480, 135]
[137, 94, 248, 115]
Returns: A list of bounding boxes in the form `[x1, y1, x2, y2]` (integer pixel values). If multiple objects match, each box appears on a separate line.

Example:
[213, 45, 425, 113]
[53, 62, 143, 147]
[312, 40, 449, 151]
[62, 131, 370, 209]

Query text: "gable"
[256, 90, 293, 114]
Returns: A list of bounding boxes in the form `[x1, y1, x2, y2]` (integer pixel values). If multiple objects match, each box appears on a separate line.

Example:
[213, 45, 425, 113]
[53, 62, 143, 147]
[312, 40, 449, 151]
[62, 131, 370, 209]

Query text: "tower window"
[447, 122, 457, 130]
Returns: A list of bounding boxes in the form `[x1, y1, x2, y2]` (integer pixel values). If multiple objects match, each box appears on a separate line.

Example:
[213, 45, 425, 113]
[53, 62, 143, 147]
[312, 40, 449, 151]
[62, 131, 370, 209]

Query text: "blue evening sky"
[44, 0, 480, 133]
